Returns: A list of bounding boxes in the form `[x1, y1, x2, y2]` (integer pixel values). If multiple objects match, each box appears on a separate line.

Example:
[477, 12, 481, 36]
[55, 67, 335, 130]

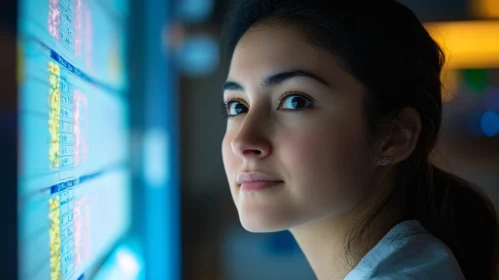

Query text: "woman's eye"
[227, 101, 248, 116]
[280, 95, 312, 110]
[222, 94, 311, 119]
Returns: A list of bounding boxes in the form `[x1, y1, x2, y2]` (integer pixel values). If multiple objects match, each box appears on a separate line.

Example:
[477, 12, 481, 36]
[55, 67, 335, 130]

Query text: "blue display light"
[481, 111, 499, 137]
[177, 0, 214, 23]
[178, 35, 219, 77]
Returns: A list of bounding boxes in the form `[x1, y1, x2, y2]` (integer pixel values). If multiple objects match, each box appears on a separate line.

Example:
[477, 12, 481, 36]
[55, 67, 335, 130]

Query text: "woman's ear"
[377, 107, 422, 166]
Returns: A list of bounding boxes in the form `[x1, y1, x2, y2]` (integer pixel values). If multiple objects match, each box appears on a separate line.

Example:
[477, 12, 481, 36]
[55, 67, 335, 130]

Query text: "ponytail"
[410, 165, 499, 279]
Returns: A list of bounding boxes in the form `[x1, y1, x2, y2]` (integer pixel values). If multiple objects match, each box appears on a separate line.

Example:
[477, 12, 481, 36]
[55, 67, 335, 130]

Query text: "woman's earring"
[381, 157, 393, 165]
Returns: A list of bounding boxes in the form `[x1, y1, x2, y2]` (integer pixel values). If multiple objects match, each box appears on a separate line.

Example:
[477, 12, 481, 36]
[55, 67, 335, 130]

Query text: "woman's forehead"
[228, 25, 338, 83]
[233, 25, 320, 62]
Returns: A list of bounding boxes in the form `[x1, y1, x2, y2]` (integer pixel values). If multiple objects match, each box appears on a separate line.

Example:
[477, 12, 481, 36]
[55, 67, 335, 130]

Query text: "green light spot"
[463, 69, 489, 94]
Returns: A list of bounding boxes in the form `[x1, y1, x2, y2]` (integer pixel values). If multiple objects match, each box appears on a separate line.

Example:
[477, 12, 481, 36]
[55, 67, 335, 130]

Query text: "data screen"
[18, 0, 131, 279]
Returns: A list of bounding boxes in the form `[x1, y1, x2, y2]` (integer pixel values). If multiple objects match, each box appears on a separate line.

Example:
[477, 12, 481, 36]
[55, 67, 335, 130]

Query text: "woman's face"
[222, 23, 377, 232]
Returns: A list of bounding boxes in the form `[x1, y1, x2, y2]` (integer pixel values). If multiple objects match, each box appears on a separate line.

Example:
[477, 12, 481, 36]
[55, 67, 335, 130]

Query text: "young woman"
[220, 0, 499, 279]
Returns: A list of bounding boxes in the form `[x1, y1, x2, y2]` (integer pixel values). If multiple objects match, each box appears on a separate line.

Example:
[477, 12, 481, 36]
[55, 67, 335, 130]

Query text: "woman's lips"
[240, 181, 283, 192]
[237, 172, 283, 192]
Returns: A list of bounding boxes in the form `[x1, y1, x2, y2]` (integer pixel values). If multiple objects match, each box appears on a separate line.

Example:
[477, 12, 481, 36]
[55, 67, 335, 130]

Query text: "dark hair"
[222, 0, 499, 278]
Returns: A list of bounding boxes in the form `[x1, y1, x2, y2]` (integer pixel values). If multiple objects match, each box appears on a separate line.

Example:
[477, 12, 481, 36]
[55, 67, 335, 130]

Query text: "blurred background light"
[471, 0, 499, 19]
[178, 35, 219, 77]
[481, 111, 499, 137]
[425, 21, 499, 69]
[143, 128, 169, 188]
[94, 243, 144, 280]
[176, 0, 214, 23]
[117, 247, 141, 275]
[164, 22, 186, 53]
[463, 69, 489, 94]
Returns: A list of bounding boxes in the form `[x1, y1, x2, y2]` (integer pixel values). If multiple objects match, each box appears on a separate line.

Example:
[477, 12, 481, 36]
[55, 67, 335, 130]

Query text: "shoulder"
[345, 220, 466, 280]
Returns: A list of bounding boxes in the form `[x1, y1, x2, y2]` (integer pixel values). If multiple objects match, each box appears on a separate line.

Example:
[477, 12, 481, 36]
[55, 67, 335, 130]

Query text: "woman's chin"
[240, 218, 287, 233]
[238, 208, 294, 233]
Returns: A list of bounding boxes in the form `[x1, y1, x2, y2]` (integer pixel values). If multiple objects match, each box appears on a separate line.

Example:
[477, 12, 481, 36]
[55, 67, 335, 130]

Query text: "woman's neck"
[289, 199, 404, 280]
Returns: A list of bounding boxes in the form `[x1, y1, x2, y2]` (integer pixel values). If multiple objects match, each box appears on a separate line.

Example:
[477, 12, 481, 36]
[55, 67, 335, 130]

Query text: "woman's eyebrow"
[222, 69, 330, 92]
[262, 69, 330, 89]
[222, 81, 244, 92]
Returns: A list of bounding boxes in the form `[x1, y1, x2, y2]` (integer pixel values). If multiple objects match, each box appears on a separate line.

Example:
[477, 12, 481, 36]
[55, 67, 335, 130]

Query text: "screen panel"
[18, 0, 131, 279]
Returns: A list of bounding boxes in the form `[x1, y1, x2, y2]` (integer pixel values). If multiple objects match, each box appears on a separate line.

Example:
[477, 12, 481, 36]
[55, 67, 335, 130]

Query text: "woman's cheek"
[278, 122, 368, 201]
[279, 118, 359, 170]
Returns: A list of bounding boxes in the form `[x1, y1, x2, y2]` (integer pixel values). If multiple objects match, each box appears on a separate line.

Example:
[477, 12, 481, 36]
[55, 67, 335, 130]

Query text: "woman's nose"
[231, 116, 272, 160]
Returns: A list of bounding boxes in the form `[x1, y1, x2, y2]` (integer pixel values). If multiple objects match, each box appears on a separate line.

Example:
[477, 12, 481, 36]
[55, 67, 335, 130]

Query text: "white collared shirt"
[345, 220, 466, 279]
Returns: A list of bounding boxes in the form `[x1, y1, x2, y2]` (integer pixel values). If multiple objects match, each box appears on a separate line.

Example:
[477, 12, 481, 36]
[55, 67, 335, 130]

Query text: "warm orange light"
[425, 21, 499, 69]
[471, 0, 499, 19]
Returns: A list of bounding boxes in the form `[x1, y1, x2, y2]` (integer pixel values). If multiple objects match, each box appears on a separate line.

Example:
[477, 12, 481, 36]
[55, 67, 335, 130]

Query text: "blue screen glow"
[481, 111, 499, 137]
[18, 0, 131, 279]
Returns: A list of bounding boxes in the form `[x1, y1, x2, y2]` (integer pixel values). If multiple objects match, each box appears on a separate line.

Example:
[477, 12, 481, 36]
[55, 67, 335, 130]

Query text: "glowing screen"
[18, 0, 131, 279]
